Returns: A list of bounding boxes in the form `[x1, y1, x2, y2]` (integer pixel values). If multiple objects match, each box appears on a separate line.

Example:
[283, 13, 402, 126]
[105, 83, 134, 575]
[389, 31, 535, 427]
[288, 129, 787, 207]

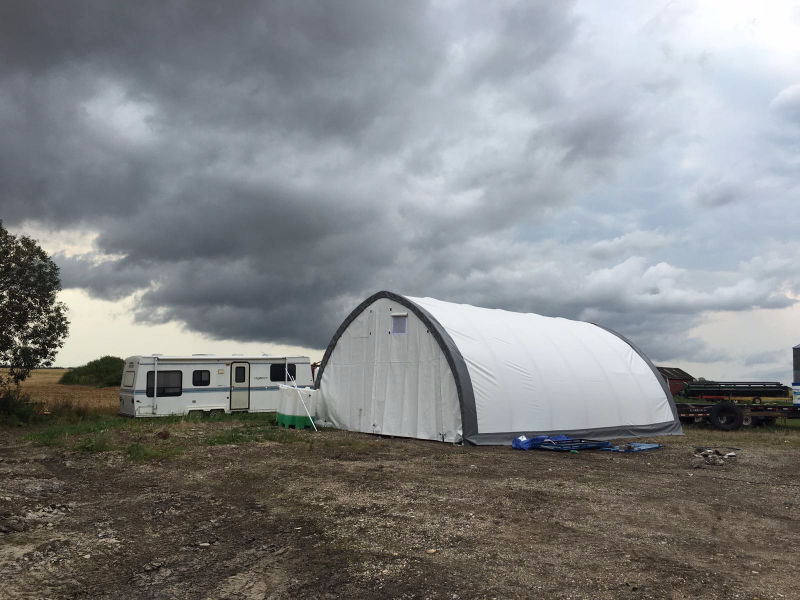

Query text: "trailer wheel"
[741, 414, 754, 428]
[709, 402, 744, 431]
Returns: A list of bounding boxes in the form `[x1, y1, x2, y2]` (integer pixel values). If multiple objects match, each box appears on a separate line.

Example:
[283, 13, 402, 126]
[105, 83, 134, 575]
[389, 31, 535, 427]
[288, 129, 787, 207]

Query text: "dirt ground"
[1, 416, 799, 600]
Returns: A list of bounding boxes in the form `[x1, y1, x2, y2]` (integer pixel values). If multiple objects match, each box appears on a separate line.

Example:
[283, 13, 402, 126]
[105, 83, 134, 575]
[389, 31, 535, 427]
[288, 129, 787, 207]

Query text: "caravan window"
[270, 363, 296, 382]
[146, 371, 182, 397]
[234, 366, 246, 383]
[121, 371, 135, 388]
[192, 370, 210, 386]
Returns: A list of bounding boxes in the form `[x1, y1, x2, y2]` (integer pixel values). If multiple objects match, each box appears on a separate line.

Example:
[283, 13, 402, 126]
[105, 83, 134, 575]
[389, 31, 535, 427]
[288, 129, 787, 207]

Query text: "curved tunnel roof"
[317, 291, 681, 444]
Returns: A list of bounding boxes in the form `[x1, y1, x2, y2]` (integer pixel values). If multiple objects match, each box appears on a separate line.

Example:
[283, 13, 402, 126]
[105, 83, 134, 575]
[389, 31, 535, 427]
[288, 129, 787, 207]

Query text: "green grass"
[206, 428, 249, 445]
[221, 412, 278, 425]
[126, 442, 183, 462]
[206, 423, 301, 445]
[681, 422, 800, 448]
[11, 401, 300, 454]
[753, 419, 800, 430]
[26, 417, 125, 446]
[259, 427, 303, 443]
[76, 432, 116, 453]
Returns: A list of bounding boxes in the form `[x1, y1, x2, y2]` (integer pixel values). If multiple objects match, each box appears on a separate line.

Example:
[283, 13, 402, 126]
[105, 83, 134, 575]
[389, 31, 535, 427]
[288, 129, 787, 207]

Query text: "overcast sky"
[2, 1, 799, 382]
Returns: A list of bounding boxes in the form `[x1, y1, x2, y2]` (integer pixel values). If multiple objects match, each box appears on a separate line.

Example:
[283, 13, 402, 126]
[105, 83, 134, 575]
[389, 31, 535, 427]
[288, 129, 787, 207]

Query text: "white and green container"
[277, 386, 316, 429]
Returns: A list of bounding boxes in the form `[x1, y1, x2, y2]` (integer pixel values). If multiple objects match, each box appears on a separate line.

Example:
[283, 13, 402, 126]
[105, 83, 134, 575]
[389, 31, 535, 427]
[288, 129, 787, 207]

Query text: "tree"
[59, 355, 124, 387]
[0, 221, 69, 389]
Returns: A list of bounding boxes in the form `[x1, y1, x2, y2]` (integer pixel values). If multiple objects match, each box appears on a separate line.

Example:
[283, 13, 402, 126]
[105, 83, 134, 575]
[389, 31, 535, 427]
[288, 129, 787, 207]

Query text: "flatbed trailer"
[673, 379, 800, 430]
[680, 381, 789, 402]
[675, 401, 800, 430]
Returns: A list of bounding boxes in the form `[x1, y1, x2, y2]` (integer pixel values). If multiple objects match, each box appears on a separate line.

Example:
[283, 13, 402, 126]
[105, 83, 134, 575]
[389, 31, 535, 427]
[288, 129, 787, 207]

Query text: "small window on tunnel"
[392, 314, 407, 334]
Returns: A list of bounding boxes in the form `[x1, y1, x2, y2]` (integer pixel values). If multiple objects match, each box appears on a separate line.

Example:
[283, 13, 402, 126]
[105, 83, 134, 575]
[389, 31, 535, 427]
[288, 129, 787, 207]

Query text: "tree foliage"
[59, 355, 124, 388]
[0, 221, 69, 388]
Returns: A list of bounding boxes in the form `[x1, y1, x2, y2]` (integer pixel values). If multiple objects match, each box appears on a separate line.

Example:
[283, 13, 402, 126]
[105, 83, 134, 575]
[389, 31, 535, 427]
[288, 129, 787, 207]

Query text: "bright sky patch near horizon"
[2, 1, 799, 382]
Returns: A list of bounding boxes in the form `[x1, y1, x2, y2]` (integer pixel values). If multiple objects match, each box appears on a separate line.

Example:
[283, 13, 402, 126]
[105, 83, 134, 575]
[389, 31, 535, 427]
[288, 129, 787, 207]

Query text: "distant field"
[2, 368, 119, 415]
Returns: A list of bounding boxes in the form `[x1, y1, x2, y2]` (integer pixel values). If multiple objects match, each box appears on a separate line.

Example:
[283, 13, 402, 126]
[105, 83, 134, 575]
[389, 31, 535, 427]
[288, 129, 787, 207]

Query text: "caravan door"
[230, 362, 250, 410]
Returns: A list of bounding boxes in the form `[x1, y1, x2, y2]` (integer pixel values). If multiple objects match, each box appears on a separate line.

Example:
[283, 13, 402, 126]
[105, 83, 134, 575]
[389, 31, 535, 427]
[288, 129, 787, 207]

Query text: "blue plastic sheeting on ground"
[601, 443, 663, 453]
[512, 435, 612, 451]
[512, 435, 572, 450]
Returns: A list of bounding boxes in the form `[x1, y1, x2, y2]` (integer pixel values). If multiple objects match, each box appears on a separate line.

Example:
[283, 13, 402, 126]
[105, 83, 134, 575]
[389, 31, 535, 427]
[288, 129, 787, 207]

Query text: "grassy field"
[4, 368, 800, 463]
[3, 368, 119, 416]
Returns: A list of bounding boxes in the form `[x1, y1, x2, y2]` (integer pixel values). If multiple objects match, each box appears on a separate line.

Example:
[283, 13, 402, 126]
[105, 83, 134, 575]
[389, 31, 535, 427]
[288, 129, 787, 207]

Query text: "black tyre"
[709, 402, 744, 431]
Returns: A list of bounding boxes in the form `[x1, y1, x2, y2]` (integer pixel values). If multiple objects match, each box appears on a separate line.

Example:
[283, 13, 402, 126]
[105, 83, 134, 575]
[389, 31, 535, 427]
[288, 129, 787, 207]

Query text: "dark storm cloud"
[0, 0, 461, 348]
[0, 0, 446, 224]
[463, 2, 578, 85]
[0, 1, 578, 325]
[94, 178, 390, 264]
[2, 0, 798, 365]
[57, 254, 152, 300]
[0, 71, 156, 224]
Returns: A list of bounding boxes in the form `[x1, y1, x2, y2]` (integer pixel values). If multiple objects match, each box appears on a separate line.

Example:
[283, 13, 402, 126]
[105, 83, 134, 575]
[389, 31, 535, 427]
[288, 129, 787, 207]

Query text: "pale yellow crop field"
[2, 368, 119, 414]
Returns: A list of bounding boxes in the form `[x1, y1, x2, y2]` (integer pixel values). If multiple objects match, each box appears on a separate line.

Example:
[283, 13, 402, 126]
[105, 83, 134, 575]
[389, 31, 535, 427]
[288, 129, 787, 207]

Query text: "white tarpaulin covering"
[316, 291, 681, 445]
[409, 296, 678, 443]
[277, 385, 316, 418]
[317, 296, 463, 442]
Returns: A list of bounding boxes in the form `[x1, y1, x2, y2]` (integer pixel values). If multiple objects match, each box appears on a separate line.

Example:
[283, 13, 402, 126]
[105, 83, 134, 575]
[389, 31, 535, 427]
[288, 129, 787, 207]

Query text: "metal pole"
[153, 355, 158, 415]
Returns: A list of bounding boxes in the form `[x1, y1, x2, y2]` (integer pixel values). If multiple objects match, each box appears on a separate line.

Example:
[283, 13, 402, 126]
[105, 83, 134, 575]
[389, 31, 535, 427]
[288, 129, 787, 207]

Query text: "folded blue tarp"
[601, 443, 663, 453]
[512, 435, 612, 452]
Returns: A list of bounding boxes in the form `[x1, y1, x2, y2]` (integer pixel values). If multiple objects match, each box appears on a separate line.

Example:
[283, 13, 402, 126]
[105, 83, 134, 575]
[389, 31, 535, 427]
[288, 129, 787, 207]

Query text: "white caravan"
[119, 355, 313, 417]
